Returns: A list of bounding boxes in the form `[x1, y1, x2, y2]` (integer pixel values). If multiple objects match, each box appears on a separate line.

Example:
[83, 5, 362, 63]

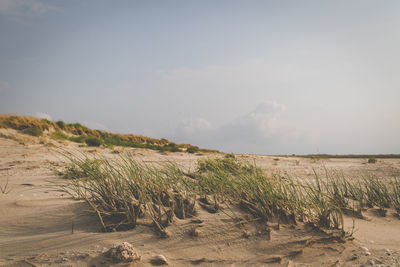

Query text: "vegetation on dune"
[60, 154, 400, 235]
[85, 136, 103, 147]
[194, 157, 344, 229]
[0, 114, 211, 153]
[22, 125, 43, 136]
[61, 153, 197, 233]
[391, 178, 400, 216]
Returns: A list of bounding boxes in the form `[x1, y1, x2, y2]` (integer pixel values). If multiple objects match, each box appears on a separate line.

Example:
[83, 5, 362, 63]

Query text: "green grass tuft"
[22, 126, 43, 136]
[85, 136, 103, 147]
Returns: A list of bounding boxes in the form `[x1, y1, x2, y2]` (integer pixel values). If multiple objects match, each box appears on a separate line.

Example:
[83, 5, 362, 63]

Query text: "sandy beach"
[1, 129, 400, 267]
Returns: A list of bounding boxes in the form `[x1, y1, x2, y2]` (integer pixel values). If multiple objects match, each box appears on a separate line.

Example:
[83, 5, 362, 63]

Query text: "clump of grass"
[368, 157, 377, 164]
[186, 146, 199, 153]
[390, 178, 400, 216]
[321, 170, 350, 210]
[307, 171, 399, 218]
[303, 174, 343, 229]
[85, 136, 103, 147]
[58, 156, 102, 180]
[63, 153, 197, 233]
[193, 157, 342, 229]
[69, 135, 86, 143]
[22, 126, 43, 136]
[56, 120, 66, 129]
[363, 176, 391, 215]
[51, 131, 68, 140]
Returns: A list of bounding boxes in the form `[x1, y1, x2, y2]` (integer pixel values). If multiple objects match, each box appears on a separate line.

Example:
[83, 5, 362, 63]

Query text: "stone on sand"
[105, 242, 140, 262]
[384, 248, 391, 255]
[151, 254, 168, 265]
[350, 254, 359, 261]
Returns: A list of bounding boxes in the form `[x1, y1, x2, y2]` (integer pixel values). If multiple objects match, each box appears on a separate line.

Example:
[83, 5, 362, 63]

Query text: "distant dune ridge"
[0, 114, 218, 153]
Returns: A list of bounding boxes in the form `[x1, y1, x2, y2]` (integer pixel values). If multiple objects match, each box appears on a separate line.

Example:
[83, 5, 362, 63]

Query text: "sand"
[1, 129, 400, 267]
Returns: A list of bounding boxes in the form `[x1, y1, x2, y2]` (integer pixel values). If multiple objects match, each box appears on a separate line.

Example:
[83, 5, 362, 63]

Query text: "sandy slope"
[0, 129, 399, 267]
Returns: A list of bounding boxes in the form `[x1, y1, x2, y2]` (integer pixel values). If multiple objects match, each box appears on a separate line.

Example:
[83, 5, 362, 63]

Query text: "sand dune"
[1, 129, 399, 266]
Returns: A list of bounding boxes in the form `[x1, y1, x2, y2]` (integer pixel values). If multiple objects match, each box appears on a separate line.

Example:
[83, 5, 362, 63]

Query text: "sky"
[1, 0, 400, 155]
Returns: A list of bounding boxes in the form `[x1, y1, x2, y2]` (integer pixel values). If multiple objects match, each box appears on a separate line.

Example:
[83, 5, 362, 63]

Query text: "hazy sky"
[1, 0, 400, 154]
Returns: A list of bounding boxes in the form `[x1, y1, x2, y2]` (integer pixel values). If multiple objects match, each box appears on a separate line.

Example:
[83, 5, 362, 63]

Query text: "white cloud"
[177, 118, 213, 136]
[154, 55, 385, 154]
[35, 112, 52, 121]
[172, 101, 309, 154]
[232, 102, 286, 136]
[173, 118, 215, 146]
[215, 101, 308, 154]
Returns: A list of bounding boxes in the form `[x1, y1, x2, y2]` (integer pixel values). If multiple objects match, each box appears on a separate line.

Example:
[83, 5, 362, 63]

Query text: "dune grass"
[60, 154, 400, 235]
[390, 178, 400, 216]
[62, 153, 197, 233]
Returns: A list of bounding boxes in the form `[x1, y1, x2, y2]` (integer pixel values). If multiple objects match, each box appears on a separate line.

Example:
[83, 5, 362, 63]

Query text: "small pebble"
[360, 247, 369, 252]
[362, 251, 371, 256]
[152, 254, 168, 265]
[384, 248, 391, 255]
[350, 254, 359, 261]
[367, 259, 375, 265]
[106, 242, 140, 262]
